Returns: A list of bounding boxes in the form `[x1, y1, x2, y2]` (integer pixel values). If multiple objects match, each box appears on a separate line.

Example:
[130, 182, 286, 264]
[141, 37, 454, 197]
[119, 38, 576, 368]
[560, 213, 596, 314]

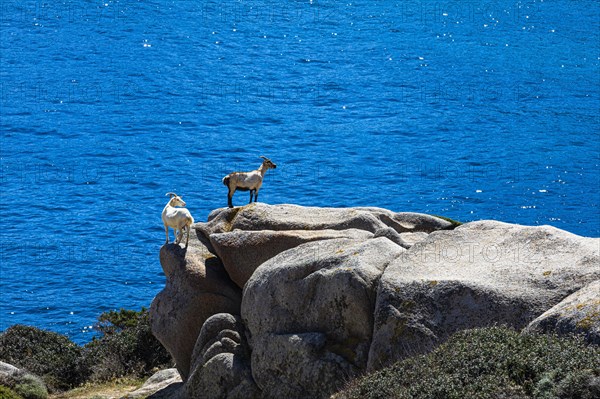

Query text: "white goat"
[222, 156, 277, 208]
[162, 192, 194, 248]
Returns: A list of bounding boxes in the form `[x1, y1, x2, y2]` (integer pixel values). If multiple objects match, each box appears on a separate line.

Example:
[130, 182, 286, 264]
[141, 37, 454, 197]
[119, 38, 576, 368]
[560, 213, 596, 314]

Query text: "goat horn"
[260, 155, 269, 160]
[165, 192, 177, 198]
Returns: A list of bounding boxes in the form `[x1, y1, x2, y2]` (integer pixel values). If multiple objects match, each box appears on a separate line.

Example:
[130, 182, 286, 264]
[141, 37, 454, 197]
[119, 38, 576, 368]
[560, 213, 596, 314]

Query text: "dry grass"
[49, 378, 144, 399]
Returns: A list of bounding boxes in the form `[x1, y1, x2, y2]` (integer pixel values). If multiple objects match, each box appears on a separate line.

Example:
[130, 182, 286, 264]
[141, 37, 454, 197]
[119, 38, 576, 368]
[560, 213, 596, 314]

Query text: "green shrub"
[13, 374, 48, 399]
[0, 309, 172, 391]
[81, 308, 172, 382]
[96, 308, 145, 334]
[336, 327, 600, 399]
[431, 214, 463, 228]
[9, 373, 47, 399]
[0, 326, 87, 391]
[0, 386, 23, 399]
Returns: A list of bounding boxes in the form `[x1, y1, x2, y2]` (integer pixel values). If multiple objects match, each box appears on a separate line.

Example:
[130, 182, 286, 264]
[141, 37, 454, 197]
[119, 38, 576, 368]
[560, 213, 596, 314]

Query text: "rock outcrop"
[197, 204, 453, 251]
[369, 220, 600, 369]
[150, 204, 599, 399]
[124, 368, 182, 399]
[183, 313, 260, 398]
[0, 361, 20, 378]
[525, 280, 600, 344]
[210, 228, 374, 288]
[242, 238, 404, 398]
[150, 235, 242, 379]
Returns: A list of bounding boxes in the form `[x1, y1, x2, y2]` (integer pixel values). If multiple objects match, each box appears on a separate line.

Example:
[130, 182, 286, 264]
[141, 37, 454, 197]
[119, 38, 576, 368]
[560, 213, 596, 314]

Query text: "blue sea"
[1, 0, 599, 344]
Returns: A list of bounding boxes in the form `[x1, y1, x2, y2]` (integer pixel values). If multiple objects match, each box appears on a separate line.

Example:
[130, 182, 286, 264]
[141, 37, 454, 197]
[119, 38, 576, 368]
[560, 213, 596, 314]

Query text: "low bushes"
[0, 326, 84, 391]
[81, 309, 172, 382]
[0, 386, 22, 399]
[335, 327, 600, 399]
[0, 370, 47, 399]
[0, 309, 172, 393]
[12, 374, 48, 399]
[3, 320, 598, 397]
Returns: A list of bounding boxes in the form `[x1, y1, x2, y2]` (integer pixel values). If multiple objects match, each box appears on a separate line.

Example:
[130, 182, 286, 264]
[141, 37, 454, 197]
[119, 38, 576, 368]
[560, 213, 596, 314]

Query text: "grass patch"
[0, 386, 23, 399]
[431, 215, 462, 228]
[47, 377, 144, 399]
[334, 327, 600, 399]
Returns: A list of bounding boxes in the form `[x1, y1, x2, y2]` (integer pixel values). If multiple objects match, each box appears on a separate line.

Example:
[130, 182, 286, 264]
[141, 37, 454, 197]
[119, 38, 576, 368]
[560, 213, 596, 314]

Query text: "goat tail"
[222, 175, 230, 187]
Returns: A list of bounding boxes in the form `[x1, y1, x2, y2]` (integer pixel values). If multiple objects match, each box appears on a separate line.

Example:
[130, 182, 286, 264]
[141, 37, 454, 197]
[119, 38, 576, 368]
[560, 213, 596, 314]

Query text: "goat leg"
[228, 189, 234, 208]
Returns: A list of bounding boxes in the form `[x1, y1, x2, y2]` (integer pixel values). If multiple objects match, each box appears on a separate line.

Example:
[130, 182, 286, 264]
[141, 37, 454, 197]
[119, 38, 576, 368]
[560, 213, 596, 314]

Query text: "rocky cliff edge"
[149, 203, 600, 399]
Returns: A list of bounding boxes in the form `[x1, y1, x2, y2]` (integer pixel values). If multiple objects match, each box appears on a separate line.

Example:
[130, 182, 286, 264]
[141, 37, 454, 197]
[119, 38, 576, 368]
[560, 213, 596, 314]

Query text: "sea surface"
[1, 0, 599, 344]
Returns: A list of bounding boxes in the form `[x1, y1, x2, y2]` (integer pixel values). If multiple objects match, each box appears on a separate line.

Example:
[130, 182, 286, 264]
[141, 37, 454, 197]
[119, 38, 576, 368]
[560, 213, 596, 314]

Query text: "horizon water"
[1, 0, 599, 344]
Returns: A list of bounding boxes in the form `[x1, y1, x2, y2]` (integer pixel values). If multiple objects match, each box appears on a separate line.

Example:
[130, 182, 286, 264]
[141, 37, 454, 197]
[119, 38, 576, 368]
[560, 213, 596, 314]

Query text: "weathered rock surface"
[210, 228, 374, 288]
[525, 280, 600, 344]
[369, 221, 600, 370]
[399, 232, 429, 247]
[184, 313, 260, 399]
[124, 368, 182, 399]
[196, 203, 452, 249]
[242, 238, 405, 398]
[151, 204, 599, 399]
[150, 233, 242, 380]
[0, 361, 19, 377]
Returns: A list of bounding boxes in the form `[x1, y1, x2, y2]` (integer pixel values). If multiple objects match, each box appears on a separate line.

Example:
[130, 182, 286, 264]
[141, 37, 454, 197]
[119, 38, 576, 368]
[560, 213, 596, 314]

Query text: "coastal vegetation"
[1, 324, 598, 399]
[334, 327, 600, 399]
[0, 309, 172, 397]
[430, 214, 463, 228]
